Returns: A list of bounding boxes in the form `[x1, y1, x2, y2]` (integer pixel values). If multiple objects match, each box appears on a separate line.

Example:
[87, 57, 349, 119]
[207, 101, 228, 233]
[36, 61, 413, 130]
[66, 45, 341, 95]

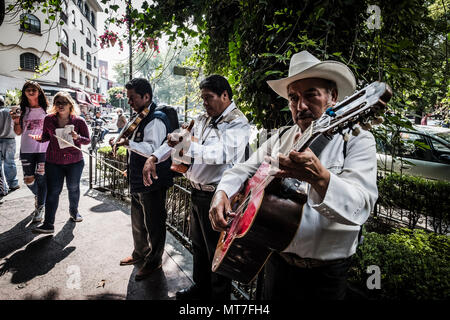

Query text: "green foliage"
[5, 89, 22, 106]
[106, 87, 126, 109]
[111, 43, 196, 107]
[377, 173, 450, 232]
[119, 0, 448, 129]
[349, 228, 450, 300]
[97, 145, 127, 157]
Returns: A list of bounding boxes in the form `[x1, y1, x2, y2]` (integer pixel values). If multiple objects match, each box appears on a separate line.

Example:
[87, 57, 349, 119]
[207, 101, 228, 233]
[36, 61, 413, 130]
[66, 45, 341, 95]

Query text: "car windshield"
[435, 131, 450, 144]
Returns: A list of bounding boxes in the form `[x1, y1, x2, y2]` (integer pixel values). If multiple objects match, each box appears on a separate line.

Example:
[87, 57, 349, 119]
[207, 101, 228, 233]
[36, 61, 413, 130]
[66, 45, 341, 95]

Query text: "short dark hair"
[199, 75, 233, 100]
[125, 78, 153, 100]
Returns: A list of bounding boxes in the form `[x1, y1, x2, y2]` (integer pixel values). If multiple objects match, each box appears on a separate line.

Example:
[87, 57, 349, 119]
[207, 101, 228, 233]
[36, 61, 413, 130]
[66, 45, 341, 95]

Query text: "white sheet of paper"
[55, 125, 75, 149]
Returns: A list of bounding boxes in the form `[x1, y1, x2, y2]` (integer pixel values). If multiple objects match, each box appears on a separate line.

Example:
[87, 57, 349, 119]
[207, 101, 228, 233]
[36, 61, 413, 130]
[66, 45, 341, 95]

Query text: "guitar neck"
[289, 124, 318, 153]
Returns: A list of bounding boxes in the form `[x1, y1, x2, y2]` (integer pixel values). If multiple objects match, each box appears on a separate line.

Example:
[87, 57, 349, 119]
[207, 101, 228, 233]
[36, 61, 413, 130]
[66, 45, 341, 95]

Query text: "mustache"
[296, 111, 314, 121]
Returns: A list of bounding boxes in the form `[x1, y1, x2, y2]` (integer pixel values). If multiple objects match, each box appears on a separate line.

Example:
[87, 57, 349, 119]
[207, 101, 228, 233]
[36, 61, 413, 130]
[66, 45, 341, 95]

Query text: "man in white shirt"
[209, 51, 379, 299]
[111, 78, 173, 281]
[143, 75, 251, 300]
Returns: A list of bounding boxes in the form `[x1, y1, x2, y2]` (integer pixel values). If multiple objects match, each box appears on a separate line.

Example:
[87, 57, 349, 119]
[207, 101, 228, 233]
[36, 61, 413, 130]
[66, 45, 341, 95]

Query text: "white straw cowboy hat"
[267, 50, 356, 102]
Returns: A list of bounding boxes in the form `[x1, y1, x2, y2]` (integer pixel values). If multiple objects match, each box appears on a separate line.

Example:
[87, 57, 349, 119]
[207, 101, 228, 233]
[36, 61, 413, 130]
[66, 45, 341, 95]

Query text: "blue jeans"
[0, 138, 19, 193]
[100, 128, 109, 141]
[44, 160, 84, 226]
[20, 152, 47, 207]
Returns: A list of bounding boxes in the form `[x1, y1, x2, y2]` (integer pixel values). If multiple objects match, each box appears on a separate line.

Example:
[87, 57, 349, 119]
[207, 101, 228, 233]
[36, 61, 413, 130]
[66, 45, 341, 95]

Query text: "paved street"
[0, 132, 194, 300]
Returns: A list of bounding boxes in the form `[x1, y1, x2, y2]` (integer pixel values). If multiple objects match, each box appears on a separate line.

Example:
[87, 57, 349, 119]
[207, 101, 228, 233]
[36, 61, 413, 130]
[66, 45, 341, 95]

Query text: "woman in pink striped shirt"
[11, 81, 49, 222]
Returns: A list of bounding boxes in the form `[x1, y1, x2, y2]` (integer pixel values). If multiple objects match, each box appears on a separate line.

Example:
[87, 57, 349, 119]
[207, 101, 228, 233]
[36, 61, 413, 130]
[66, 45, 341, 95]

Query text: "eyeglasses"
[25, 88, 38, 93]
[54, 100, 69, 106]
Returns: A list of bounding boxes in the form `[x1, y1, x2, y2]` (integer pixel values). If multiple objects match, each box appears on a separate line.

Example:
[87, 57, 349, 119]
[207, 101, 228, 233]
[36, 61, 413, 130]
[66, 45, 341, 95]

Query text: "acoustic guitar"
[211, 81, 392, 284]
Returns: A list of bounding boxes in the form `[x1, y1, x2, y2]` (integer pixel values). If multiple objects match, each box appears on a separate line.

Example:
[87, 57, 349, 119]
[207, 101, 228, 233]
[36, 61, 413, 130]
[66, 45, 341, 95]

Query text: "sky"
[96, 0, 161, 82]
[96, 2, 128, 82]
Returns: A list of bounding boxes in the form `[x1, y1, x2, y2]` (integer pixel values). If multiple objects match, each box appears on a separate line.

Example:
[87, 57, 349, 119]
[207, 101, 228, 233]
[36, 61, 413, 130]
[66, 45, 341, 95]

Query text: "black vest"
[129, 103, 174, 194]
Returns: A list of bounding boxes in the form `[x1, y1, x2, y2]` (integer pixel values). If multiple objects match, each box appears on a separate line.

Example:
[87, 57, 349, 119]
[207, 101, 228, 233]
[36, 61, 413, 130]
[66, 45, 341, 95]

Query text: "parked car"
[376, 125, 450, 181]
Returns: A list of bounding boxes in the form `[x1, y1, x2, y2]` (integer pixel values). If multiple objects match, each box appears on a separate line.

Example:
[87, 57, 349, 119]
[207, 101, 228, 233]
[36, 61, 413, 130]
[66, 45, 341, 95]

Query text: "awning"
[76, 90, 94, 105]
[90, 93, 106, 105]
[40, 85, 76, 93]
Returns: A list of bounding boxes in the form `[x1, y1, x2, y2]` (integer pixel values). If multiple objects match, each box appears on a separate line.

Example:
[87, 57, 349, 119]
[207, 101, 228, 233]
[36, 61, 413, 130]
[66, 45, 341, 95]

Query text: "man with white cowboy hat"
[209, 50, 378, 299]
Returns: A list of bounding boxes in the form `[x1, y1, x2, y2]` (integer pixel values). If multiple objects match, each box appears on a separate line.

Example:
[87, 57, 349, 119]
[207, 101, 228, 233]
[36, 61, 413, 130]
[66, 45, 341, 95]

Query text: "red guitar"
[211, 81, 392, 284]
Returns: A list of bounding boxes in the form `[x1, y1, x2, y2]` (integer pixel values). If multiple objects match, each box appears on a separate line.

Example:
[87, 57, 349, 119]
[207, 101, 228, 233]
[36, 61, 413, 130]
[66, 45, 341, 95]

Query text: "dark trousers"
[263, 252, 351, 300]
[20, 152, 47, 207]
[190, 189, 231, 300]
[44, 160, 84, 226]
[130, 188, 168, 268]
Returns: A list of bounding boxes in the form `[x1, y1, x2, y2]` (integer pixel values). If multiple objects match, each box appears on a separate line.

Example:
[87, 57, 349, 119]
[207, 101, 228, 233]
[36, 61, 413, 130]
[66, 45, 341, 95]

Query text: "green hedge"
[97, 145, 127, 158]
[349, 228, 449, 300]
[377, 173, 450, 232]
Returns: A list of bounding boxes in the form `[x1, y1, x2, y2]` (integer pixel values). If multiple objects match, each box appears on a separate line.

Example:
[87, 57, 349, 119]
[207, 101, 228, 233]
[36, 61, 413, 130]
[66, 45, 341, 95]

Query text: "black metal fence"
[89, 151, 262, 300]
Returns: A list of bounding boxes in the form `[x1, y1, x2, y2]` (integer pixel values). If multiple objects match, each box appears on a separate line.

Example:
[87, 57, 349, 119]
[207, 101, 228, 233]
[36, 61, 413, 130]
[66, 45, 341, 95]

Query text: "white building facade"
[0, 0, 102, 111]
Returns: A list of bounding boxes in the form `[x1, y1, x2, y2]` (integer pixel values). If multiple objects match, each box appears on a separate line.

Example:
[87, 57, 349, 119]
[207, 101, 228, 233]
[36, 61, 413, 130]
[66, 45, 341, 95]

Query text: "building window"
[86, 52, 92, 70]
[77, 0, 82, 9]
[94, 56, 97, 68]
[71, 68, 75, 82]
[60, 30, 69, 47]
[80, 19, 84, 34]
[60, 1, 68, 23]
[85, 76, 90, 88]
[86, 29, 91, 47]
[60, 63, 66, 78]
[20, 53, 40, 71]
[80, 46, 84, 60]
[79, 71, 83, 84]
[60, 30, 69, 56]
[19, 14, 41, 34]
[72, 10, 76, 25]
[91, 12, 95, 26]
[84, 3, 89, 17]
[72, 39, 77, 54]
[61, 0, 67, 12]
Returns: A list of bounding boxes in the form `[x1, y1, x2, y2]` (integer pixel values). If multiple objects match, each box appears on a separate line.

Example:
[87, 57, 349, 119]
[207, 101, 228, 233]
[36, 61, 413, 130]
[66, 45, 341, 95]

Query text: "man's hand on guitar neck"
[274, 147, 330, 201]
[209, 191, 236, 232]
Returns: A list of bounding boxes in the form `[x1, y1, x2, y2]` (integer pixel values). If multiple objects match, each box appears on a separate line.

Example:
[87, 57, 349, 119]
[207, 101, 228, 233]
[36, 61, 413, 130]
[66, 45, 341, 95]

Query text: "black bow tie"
[210, 115, 223, 128]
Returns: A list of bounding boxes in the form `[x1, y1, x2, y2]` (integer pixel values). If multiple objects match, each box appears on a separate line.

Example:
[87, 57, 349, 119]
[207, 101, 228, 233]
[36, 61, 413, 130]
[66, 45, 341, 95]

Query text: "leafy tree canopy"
[7, 0, 449, 128]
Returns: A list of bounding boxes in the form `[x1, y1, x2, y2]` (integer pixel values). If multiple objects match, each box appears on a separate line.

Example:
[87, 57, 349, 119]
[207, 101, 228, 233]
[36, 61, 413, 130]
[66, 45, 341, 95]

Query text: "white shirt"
[128, 112, 167, 158]
[217, 125, 378, 260]
[152, 102, 251, 185]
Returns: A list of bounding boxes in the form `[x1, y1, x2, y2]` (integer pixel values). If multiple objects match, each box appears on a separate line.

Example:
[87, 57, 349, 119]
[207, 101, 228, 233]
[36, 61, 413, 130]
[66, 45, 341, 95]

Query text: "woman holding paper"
[11, 81, 49, 223]
[31, 92, 90, 234]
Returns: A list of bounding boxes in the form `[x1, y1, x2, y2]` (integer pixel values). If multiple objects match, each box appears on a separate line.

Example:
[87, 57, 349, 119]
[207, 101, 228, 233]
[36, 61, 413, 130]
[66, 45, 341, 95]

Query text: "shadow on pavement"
[0, 214, 39, 259]
[24, 288, 60, 300]
[0, 221, 76, 284]
[126, 266, 171, 300]
[89, 203, 119, 213]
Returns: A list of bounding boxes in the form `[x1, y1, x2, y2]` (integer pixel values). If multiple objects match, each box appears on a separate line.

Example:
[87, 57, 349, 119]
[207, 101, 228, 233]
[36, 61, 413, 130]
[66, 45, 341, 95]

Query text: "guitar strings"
[230, 122, 315, 219]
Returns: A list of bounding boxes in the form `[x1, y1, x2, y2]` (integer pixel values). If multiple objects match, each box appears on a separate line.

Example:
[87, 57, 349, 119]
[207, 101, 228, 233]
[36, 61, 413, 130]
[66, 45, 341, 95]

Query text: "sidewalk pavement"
[0, 150, 194, 300]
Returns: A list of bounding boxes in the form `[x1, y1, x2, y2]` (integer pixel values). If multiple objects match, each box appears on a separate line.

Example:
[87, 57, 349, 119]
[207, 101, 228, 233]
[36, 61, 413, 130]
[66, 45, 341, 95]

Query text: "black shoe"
[32, 223, 55, 234]
[176, 285, 205, 300]
[8, 185, 20, 193]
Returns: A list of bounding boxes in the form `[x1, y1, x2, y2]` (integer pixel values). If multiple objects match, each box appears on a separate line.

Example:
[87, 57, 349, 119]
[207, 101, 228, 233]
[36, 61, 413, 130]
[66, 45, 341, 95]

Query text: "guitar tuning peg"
[371, 116, 384, 125]
[360, 122, 372, 130]
[352, 126, 361, 136]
